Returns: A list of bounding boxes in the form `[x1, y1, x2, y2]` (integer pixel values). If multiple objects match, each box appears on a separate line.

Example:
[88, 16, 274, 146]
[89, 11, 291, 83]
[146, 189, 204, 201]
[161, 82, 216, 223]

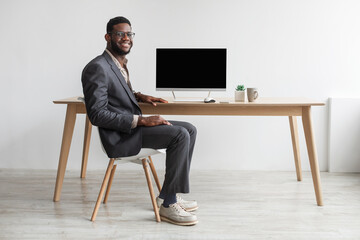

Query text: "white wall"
[1, 0, 359, 172]
[328, 98, 360, 172]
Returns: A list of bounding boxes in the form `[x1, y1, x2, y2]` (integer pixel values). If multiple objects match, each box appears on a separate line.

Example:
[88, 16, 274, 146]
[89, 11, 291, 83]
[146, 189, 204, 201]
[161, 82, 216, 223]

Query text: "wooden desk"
[53, 96, 325, 206]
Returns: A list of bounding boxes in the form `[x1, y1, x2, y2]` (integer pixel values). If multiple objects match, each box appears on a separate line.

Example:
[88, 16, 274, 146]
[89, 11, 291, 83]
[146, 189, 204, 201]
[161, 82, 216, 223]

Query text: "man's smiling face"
[107, 23, 133, 56]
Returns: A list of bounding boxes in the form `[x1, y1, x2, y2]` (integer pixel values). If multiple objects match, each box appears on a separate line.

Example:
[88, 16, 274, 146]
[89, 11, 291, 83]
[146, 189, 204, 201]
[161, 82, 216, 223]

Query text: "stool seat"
[114, 148, 166, 165]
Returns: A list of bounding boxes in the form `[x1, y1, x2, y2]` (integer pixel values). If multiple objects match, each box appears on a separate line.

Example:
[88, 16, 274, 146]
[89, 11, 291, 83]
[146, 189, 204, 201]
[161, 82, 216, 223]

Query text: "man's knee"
[188, 123, 197, 137]
[182, 122, 197, 137]
[175, 126, 191, 143]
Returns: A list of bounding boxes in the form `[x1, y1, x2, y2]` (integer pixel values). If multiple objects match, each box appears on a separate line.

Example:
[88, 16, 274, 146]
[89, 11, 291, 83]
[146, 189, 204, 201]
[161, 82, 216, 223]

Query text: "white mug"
[247, 88, 259, 102]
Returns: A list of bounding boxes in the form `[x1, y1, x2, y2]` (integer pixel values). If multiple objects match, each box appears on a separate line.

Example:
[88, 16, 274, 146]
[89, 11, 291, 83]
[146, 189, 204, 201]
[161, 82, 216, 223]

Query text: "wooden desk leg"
[302, 107, 323, 206]
[289, 116, 302, 181]
[53, 105, 77, 202]
[81, 116, 92, 178]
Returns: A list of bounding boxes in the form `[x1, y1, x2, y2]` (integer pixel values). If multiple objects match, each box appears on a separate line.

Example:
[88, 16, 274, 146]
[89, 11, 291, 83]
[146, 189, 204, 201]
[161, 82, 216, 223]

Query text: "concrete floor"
[0, 169, 359, 239]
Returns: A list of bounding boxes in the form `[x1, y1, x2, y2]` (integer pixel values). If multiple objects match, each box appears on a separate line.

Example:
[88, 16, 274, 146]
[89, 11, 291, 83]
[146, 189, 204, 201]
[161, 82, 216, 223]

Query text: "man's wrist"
[137, 116, 145, 126]
[135, 92, 143, 101]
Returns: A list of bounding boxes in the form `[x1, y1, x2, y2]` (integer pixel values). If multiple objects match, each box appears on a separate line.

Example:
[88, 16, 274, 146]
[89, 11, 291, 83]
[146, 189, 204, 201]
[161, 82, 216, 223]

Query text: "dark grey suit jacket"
[82, 51, 142, 158]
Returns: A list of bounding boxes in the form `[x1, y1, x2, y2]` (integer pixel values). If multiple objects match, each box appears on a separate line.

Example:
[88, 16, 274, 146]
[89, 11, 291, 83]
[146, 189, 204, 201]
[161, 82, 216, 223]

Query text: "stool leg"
[103, 164, 117, 204]
[148, 156, 162, 192]
[91, 158, 115, 221]
[142, 159, 161, 222]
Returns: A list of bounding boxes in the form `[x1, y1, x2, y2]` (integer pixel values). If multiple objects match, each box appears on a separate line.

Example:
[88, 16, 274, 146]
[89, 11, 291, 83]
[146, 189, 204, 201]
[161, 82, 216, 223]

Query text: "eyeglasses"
[110, 31, 135, 39]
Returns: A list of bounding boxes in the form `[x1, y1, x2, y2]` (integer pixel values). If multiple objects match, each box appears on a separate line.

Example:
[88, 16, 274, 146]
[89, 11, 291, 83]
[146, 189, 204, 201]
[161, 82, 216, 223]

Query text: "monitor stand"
[172, 91, 211, 102]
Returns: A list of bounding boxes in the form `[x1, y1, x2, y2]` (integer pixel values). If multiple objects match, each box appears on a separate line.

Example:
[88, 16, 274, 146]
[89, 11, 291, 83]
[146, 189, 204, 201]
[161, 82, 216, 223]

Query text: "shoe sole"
[160, 216, 198, 226]
[185, 206, 198, 212]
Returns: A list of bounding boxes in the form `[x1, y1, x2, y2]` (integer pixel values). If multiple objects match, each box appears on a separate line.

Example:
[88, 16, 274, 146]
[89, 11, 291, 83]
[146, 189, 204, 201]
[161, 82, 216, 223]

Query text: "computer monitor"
[156, 48, 227, 92]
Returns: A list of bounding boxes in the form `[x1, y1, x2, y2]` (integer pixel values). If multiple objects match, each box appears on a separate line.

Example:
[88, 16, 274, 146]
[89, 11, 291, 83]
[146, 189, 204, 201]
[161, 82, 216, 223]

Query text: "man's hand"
[136, 93, 168, 106]
[137, 116, 172, 127]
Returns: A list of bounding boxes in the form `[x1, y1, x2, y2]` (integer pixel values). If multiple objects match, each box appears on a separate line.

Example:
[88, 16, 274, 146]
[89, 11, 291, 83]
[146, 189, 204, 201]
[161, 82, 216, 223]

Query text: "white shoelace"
[171, 202, 187, 213]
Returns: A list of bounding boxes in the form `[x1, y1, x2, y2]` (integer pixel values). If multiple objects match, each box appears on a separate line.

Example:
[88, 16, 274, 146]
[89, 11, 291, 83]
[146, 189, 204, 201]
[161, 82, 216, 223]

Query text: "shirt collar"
[105, 49, 128, 69]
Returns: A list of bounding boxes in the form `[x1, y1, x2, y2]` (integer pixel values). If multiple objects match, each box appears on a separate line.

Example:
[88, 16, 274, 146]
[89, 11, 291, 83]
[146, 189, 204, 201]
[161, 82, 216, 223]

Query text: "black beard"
[110, 38, 131, 56]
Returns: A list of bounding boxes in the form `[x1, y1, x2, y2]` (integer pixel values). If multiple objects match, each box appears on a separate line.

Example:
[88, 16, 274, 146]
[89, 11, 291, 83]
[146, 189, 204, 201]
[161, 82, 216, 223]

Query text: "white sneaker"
[156, 195, 198, 212]
[159, 203, 198, 226]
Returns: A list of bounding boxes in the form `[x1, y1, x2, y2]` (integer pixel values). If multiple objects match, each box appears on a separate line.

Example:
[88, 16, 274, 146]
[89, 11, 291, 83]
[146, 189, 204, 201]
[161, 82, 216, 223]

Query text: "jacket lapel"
[102, 51, 140, 111]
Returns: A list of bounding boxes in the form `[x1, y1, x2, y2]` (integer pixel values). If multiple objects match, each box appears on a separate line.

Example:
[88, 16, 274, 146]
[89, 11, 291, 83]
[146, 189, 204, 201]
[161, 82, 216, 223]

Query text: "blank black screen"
[156, 48, 226, 90]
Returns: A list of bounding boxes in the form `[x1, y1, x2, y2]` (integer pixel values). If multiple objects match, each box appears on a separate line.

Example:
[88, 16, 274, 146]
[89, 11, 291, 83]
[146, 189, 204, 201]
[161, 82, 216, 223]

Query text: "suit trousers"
[141, 121, 197, 194]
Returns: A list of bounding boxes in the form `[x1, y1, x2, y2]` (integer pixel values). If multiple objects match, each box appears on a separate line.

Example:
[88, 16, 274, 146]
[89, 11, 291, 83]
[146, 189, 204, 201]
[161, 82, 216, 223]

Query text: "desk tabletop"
[54, 96, 325, 107]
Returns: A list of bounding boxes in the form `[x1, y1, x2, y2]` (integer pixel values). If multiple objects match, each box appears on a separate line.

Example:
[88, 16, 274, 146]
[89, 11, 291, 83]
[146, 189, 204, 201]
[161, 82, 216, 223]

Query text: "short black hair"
[106, 16, 131, 33]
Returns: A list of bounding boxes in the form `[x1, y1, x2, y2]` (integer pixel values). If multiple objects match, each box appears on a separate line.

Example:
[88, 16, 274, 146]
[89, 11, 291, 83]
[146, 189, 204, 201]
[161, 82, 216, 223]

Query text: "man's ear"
[105, 33, 111, 42]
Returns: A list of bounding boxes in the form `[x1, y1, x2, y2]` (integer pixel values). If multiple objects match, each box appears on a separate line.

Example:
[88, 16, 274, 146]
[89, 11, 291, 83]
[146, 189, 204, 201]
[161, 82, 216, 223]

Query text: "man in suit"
[82, 16, 198, 226]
